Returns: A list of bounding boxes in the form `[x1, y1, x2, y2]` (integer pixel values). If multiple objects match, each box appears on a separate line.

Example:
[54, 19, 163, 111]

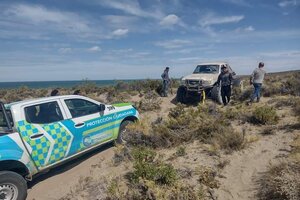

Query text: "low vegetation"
[250, 106, 279, 125]
[3, 71, 300, 200]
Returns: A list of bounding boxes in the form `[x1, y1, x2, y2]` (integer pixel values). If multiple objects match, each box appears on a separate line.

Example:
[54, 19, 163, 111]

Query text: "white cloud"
[260, 50, 300, 57]
[155, 39, 191, 49]
[5, 4, 90, 33]
[103, 15, 138, 28]
[235, 26, 255, 32]
[58, 48, 72, 53]
[159, 14, 180, 26]
[98, 0, 163, 19]
[88, 46, 101, 52]
[112, 28, 129, 36]
[199, 13, 244, 27]
[278, 0, 298, 7]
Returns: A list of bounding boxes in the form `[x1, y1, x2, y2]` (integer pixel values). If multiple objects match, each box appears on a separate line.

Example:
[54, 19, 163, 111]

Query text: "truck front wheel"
[211, 86, 222, 104]
[0, 171, 27, 200]
[176, 86, 187, 103]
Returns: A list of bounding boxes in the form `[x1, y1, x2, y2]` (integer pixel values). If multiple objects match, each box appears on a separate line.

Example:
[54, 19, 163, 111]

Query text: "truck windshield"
[193, 65, 219, 74]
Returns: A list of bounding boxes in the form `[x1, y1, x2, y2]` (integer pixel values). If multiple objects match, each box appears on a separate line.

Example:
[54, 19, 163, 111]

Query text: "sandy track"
[215, 130, 295, 200]
[27, 144, 115, 200]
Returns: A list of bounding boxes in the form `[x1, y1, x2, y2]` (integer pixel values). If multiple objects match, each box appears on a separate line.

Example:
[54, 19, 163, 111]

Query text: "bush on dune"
[127, 103, 245, 152]
[250, 106, 279, 125]
[258, 162, 300, 200]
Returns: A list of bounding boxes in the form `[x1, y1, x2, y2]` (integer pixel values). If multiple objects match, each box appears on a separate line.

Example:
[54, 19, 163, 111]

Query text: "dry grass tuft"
[250, 106, 279, 125]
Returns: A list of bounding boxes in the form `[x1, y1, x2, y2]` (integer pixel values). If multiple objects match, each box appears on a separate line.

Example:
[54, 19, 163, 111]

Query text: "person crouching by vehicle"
[250, 62, 266, 103]
[216, 65, 233, 106]
[161, 67, 170, 97]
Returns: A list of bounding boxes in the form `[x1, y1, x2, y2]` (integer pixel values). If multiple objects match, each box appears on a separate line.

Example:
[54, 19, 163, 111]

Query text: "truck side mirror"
[99, 104, 105, 112]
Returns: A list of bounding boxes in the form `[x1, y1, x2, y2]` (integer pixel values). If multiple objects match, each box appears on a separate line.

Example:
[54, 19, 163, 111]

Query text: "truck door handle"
[30, 133, 44, 139]
[75, 122, 85, 128]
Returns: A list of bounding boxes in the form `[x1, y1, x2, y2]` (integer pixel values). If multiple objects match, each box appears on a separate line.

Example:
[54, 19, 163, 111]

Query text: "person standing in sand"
[161, 67, 170, 97]
[250, 62, 266, 103]
[216, 65, 233, 106]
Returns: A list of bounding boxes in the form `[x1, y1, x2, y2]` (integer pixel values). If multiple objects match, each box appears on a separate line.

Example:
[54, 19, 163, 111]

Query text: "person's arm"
[216, 74, 221, 86]
[161, 71, 165, 80]
[229, 73, 233, 82]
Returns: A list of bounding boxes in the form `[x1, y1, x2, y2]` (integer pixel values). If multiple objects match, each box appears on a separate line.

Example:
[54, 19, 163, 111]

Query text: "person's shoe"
[256, 98, 260, 103]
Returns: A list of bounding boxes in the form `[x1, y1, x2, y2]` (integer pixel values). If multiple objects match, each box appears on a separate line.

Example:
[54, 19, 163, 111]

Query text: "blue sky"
[0, 0, 299, 81]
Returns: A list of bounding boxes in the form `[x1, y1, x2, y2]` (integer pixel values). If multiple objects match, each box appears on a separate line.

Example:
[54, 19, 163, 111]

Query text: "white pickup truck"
[0, 95, 139, 200]
[177, 62, 238, 103]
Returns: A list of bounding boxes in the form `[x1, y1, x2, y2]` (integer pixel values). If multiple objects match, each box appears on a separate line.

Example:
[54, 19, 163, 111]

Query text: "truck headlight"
[203, 80, 212, 85]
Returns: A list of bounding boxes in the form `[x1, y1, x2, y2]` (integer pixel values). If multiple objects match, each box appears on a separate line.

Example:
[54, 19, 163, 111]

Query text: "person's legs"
[162, 80, 168, 97]
[251, 83, 258, 102]
[256, 83, 262, 102]
[226, 85, 231, 104]
[221, 86, 227, 105]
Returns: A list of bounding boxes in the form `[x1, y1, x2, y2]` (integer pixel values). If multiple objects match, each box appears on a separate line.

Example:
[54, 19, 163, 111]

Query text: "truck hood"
[182, 73, 218, 81]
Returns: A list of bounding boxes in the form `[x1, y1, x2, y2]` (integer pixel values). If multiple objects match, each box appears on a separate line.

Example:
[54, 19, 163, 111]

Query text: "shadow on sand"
[28, 142, 113, 189]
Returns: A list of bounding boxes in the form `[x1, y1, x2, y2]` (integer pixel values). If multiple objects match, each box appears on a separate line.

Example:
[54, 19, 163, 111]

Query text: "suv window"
[25, 101, 63, 124]
[65, 99, 99, 118]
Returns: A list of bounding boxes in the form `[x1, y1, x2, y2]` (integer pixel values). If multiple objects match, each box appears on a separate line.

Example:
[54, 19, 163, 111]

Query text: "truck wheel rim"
[121, 128, 129, 143]
[0, 183, 18, 200]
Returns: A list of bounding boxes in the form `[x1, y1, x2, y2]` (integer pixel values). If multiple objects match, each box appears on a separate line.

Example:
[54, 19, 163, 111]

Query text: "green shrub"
[130, 148, 177, 185]
[137, 91, 161, 112]
[175, 146, 187, 157]
[196, 166, 220, 189]
[251, 106, 279, 125]
[258, 162, 300, 200]
[168, 103, 186, 118]
[213, 130, 245, 152]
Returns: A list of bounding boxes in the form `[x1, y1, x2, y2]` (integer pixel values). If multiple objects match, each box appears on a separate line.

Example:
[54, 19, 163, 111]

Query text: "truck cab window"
[25, 102, 63, 124]
[0, 109, 13, 128]
[65, 99, 99, 118]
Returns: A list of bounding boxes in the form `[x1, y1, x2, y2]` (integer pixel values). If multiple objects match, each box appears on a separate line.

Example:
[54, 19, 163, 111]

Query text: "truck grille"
[188, 80, 202, 86]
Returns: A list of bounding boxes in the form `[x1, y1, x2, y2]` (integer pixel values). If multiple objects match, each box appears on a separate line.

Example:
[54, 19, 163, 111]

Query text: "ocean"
[0, 80, 136, 89]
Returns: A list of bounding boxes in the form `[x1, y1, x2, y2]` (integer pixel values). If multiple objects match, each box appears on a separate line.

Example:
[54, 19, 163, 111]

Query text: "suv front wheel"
[0, 171, 27, 200]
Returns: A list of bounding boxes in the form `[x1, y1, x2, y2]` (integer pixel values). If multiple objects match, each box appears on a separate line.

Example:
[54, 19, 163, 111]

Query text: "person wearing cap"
[250, 62, 266, 103]
[161, 67, 170, 97]
[216, 65, 234, 106]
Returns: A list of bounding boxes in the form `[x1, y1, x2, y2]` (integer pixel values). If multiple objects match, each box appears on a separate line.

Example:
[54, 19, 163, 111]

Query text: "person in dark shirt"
[73, 90, 81, 95]
[216, 65, 233, 106]
[161, 67, 170, 97]
[50, 89, 59, 96]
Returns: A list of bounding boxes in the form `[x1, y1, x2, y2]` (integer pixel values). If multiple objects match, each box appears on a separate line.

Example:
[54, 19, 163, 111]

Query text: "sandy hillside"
[26, 92, 300, 200]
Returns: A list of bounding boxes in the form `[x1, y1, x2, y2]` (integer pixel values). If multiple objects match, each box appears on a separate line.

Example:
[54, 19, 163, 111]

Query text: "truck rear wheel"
[211, 86, 222, 104]
[176, 86, 187, 103]
[0, 171, 27, 200]
[117, 120, 133, 144]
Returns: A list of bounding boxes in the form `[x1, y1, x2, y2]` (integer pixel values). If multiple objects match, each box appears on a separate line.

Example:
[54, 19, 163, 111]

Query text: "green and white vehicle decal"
[0, 95, 139, 175]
